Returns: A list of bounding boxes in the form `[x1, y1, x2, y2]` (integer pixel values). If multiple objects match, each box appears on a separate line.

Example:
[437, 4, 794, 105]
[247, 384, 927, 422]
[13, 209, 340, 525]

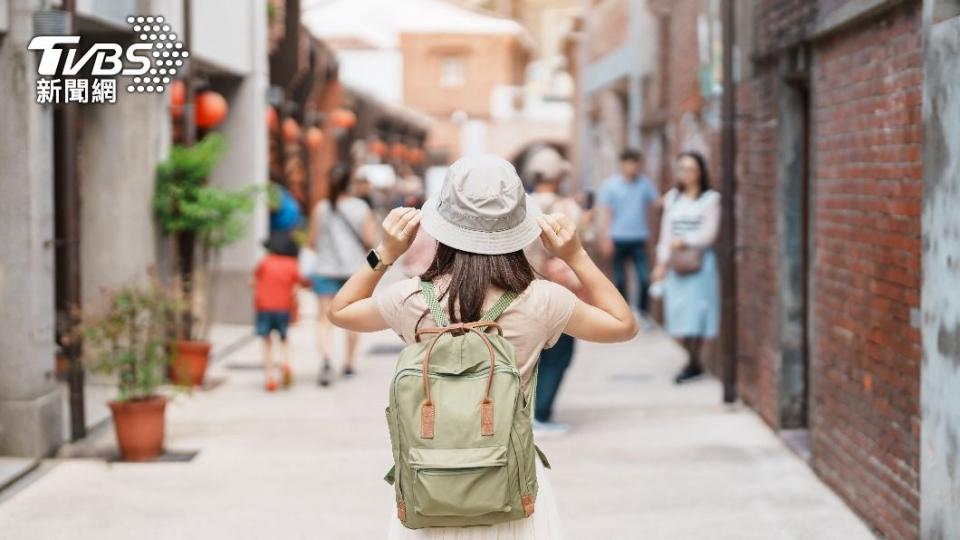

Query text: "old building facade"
[572, 0, 959, 538]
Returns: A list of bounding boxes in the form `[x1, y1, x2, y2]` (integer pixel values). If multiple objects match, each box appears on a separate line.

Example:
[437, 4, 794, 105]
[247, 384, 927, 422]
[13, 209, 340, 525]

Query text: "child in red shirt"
[254, 231, 307, 391]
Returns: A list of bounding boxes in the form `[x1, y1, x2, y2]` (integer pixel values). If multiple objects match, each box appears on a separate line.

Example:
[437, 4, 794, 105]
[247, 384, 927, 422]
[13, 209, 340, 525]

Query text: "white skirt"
[387, 460, 564, 540]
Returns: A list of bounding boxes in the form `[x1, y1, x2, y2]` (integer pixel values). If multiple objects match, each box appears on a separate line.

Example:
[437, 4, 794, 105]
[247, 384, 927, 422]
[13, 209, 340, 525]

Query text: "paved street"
[0, 297, 875, 539]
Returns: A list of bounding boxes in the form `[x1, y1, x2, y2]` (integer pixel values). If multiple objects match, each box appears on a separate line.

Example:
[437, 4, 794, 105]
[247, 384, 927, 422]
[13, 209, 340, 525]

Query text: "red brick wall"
[734, 2, 923, 539]
[734, 68, 782, 427]
[808, 4, 922, 538]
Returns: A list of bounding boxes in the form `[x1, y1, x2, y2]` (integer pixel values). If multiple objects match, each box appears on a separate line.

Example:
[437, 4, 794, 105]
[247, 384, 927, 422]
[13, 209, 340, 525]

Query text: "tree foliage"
[153, 133, 256, 249]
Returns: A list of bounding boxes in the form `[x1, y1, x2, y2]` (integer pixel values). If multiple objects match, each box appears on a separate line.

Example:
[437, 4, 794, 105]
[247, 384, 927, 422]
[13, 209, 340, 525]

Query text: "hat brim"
[419, 194, 544, 255]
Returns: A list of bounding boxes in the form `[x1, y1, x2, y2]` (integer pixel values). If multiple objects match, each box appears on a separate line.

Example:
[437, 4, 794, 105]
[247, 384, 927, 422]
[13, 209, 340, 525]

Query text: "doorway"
[777, 49, 812, 445]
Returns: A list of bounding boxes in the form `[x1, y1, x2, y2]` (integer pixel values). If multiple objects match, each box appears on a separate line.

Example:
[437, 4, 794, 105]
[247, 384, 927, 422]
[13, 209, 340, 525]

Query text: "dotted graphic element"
[124, 15, 185, 94]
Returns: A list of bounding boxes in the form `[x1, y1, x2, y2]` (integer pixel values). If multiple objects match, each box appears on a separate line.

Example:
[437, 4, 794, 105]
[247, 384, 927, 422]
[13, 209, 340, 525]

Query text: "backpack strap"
[421, 280, 516, 324]
[480, 290, 517, 322]
[419, 280, 449, 326]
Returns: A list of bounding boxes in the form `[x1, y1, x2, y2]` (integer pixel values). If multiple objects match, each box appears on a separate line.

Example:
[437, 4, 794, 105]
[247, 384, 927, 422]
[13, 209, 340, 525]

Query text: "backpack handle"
[418, 321, 501, 439]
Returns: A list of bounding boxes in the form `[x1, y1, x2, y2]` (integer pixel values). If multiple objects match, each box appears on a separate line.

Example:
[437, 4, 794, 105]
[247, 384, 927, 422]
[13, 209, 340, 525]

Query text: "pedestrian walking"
[252, 231, 305, 392]
[651, 151, 721, 383]
[598, 149, 660, 323]
[523, 146, 584, 434]
[307, 162, 377, 385]
[327, 155, 637, 538]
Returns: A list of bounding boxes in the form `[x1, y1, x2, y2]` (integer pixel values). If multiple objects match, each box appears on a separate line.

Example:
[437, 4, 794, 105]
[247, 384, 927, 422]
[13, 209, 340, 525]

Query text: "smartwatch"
[366, 248, 391, 272]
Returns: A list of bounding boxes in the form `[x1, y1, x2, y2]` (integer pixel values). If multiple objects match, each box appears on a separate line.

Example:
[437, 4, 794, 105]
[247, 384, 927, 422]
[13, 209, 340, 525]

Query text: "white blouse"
[656, 189, 721, 265]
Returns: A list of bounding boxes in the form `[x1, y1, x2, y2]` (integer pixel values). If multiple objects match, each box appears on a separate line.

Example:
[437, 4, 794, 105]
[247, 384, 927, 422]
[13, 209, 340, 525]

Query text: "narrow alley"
[0, 296, 873, 539]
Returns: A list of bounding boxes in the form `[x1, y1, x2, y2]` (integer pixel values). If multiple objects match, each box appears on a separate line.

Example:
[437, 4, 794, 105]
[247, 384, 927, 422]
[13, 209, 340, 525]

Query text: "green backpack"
[384, 280, 549, 529]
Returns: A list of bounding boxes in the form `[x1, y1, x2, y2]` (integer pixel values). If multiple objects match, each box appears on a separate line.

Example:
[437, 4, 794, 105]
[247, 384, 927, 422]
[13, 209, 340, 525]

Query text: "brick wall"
[808, 4, 922, 538]
[734, 2, 923, 538]
[734, 67, 782, 427]
[400, 33, 525, 118]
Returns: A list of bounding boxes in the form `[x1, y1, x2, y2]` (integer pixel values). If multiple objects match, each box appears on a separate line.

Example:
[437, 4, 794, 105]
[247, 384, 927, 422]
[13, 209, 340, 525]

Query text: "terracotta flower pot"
[169, 340, 211, 387]
[109, 396, 167, 462]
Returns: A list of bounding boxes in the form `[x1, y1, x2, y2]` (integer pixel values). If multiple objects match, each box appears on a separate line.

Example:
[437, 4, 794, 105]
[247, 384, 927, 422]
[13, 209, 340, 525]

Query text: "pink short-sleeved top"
[374, 275, 577, 395]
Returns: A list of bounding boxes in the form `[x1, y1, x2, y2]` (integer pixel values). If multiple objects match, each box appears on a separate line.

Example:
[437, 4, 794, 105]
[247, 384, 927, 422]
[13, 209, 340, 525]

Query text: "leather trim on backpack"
[480, 399, 495, 436]
[420, 401, 435, 439]
[521, 494, 535, 517]
[397, 499, 407, 522]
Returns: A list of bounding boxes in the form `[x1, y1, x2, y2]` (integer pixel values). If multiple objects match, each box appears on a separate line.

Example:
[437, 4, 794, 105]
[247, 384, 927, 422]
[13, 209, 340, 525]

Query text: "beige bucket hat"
[420, 155, 543, 255]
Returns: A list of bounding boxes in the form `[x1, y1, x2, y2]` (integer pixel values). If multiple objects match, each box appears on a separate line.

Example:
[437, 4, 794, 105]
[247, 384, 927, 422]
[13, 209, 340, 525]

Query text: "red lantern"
[194, 90, 228, 129]
[282, 118, 301, 143]
[390, 143, 408, 161]
[409, 148, 425, 165]
[305, 126, 324, 150]
[331, 108, 357, 129]
[169, 80, 185, 117]
[369, 139, 387, 157]
[266, 106, 278, 133]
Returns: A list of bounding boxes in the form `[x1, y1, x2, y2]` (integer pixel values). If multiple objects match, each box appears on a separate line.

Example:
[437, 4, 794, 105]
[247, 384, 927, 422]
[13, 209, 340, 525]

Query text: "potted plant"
[82, 282, 180, 461]
[154, 133, 256, 386]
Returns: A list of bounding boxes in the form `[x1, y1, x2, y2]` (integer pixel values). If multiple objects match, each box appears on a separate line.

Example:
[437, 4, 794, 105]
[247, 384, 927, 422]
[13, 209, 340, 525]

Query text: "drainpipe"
[56, 0, 86, 441]
[720, 0, 738, 403]
[181, 0, 195, 147]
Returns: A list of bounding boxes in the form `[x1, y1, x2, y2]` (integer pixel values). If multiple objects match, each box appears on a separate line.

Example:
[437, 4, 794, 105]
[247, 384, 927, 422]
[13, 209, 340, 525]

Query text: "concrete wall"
[0, 0, 63, 457]
[921, 3, 960, 538]
[78, 91, 167, 312]
[206, 0, 268, 326]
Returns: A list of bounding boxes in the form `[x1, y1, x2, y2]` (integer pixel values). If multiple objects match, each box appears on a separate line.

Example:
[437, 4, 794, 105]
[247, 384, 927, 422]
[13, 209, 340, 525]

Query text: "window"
[440, 57, 465, 88]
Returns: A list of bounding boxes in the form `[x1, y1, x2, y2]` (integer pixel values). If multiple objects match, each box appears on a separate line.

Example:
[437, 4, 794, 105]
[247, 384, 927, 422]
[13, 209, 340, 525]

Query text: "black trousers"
[535, 333, 576, 423]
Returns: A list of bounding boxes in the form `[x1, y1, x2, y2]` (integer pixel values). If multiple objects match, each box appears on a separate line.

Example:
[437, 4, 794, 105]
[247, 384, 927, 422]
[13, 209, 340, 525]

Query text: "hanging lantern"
[194, 90, 228, 129]
[169, 80, 185, 117]
[331, 108, 357, 129]
[282, 117, 301, 143]
[369, 139, 387, 157]
[409, 147, 425, 165]
[266, 106, 279, 133]
[305, 126, 324, 150]
[390, 142, 408, 161]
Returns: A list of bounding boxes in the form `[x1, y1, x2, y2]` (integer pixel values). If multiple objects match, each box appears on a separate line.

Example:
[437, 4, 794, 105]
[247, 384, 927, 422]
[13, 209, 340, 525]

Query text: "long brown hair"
[415, 243, 535, 327]
[327, 162, 352, 210]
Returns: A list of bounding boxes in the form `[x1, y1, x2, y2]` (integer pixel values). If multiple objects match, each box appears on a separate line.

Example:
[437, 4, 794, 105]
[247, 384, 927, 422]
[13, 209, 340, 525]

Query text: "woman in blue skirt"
[651, 151, 721, 384]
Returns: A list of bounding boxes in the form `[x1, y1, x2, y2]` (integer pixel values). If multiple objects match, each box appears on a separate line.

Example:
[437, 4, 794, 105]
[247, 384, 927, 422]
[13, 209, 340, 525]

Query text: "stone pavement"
[0, 298, 875, 539]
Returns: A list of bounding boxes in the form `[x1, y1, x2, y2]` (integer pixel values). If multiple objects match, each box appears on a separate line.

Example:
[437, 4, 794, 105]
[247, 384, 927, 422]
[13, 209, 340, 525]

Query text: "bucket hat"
[420, 155, 543, 255]
[523, 145, 570, 183]
[261, 230, 300, 258]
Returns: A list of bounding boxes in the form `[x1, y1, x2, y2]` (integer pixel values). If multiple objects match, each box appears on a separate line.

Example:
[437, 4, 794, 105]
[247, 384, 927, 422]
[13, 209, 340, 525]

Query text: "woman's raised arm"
[327, 207, 422, 332]
[537, 213, 639, 343]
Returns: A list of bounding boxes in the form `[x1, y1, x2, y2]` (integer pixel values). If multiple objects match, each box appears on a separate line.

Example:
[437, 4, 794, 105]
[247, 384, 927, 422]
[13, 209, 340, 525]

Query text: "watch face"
[366, 249, 380, 269]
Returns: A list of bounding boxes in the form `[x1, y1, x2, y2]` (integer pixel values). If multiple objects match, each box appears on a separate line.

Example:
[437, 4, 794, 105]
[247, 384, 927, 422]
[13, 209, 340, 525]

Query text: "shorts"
[310, 275, 347, 296]
[255, 310, 291, 340]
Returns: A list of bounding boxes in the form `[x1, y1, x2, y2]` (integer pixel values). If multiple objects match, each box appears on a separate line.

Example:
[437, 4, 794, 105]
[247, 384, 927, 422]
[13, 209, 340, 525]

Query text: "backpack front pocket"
[409, 446, 510, 517]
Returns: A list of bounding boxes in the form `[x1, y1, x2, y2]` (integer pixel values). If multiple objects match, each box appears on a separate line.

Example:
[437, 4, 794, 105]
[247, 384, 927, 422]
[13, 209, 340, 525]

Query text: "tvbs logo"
[28, 15, 187, 104]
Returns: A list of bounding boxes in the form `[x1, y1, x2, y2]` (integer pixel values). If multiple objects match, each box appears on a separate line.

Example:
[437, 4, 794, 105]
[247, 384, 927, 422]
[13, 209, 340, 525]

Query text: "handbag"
[666, 191, 703, 274]
[668, 246, 703, 275]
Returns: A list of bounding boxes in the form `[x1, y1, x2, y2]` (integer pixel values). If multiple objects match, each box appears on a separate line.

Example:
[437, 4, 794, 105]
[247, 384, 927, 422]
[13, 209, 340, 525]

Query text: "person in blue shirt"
[598, 149, 659, 317]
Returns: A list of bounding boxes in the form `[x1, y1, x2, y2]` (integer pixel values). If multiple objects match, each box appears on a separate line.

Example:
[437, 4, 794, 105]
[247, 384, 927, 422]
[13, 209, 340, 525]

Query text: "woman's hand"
[670, 238, 686, 250]
[538, 213, 585, 263]
[377, 207, 422, 264]
[651, 264, 667, 283]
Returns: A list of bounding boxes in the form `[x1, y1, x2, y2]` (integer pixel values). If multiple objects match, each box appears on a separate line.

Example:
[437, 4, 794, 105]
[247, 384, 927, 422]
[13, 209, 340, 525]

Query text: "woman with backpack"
[328, 155, 637, 538]
[307, 162, 377, 386]
[650, 151, 722, 384]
